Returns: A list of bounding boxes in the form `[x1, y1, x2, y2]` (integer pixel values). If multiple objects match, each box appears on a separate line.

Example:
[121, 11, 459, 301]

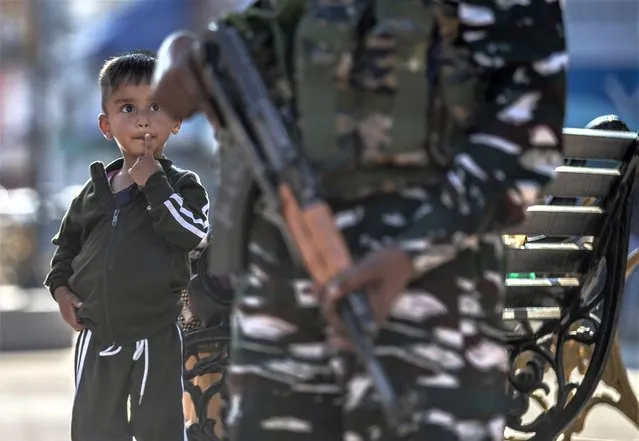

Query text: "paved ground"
[1, 347, 638, 441]
[0, 349, 74, 441]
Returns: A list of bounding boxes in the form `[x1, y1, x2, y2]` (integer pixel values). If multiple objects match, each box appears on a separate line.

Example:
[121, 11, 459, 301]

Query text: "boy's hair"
[99, 50, 156, 112]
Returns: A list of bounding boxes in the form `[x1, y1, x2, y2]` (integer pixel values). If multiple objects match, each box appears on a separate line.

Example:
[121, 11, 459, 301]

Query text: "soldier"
[152, 1, 567, 440]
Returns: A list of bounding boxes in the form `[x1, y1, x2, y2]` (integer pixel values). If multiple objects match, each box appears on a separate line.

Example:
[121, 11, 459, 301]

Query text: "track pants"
[226, 193, 510, 441]
[72, 324, 186, 441]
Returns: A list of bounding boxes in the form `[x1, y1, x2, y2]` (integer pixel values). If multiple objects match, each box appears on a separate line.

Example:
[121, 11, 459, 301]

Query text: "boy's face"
[98, 82, 181, 158]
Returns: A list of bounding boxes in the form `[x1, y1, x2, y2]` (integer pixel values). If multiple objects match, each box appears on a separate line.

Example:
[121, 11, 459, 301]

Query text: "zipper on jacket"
[112, 209, 120, 227]
[103, 205, 119, 344]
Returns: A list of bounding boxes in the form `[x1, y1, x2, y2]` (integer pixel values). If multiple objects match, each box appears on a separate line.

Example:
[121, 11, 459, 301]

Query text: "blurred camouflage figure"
[152, 0, 567, 440]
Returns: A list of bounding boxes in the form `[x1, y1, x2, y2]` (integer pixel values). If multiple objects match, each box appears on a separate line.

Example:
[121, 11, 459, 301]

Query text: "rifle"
[188, 24, 416, 434]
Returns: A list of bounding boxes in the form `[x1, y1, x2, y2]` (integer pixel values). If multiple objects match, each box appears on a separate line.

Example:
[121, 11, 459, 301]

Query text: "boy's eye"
[121, 104, 135, 113]
[150, 103, 161, 112]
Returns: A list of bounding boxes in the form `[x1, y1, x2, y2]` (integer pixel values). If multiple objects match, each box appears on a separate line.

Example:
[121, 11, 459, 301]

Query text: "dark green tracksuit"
[45, 157, 209, 441]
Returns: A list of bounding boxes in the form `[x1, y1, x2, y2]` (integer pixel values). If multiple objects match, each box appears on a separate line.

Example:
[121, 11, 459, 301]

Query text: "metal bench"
[502, 125, 639, 440]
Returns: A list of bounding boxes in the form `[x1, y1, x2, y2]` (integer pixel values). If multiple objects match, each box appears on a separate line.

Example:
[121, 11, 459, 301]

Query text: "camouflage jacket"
[222, 0, 567, 278]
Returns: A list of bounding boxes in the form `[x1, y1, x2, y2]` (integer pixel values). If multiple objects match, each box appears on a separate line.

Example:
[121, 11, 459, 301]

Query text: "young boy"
[45, 51, 209, 441]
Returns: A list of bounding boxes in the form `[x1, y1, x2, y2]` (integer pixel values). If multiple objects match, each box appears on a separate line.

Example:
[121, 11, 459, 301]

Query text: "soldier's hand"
[129, 134, 162, 186]
[319, 246, 414, 348]
[54, 286, 86, 331]
[152, 31, 203, 120]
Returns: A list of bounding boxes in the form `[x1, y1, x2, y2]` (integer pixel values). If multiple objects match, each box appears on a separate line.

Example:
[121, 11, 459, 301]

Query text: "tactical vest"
[205, 0, 480, 275]
[292, 0, 481, 199]
[221, 0, 481, 200]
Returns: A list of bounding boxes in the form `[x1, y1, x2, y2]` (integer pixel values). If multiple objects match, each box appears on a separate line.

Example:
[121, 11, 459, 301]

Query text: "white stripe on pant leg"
[176, 324, 188, 441]
[75, 329, 92, 392]
[75, 330, 87, 380]
[132, 339, 149, 405]
[142, 339, 149, 404]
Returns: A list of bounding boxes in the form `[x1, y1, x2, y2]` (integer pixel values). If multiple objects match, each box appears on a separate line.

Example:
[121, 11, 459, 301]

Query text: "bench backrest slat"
[506, 246, 590, 274]
[502, 206, 603, 236]
[564, 128, 638, 160]
[543, 166, 619, 198]
[504, 127, 638, 307]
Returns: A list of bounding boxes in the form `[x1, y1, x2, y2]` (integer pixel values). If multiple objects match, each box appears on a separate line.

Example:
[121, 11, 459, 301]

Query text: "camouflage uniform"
[223, 0, 567, 440]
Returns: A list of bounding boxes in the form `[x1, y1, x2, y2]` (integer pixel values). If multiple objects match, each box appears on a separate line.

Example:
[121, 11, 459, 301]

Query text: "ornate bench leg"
[559, 252, 639, 440]
[507, 245, 639, 441]
[184, 354, 226, 440]
[560, 332, 639, 441]
[506, 243, 627, 438]
[182, 329, 229, 441]
[506, 310, 621, 440]
[184, 356, 199, 426]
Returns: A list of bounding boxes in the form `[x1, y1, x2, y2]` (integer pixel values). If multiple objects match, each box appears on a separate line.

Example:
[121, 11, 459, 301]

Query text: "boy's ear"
[171, 119, 182, 135]
[98, 114, 113, 140]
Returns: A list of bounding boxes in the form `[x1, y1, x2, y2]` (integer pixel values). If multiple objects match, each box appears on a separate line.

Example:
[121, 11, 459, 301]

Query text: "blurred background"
[0, 0, 637, 440]
[0, 0, 220, 291]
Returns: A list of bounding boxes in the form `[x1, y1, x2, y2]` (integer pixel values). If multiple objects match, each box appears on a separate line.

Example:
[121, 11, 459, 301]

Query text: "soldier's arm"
[394, 0, 567, 277]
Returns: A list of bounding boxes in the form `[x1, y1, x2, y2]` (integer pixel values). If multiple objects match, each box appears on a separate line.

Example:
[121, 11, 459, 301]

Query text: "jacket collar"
[103, 156, 174, 174]
[89, 156, 174, 202]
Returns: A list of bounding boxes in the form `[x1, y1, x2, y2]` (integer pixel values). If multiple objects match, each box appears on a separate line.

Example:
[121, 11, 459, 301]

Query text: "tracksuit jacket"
[44, 157, 210, 345]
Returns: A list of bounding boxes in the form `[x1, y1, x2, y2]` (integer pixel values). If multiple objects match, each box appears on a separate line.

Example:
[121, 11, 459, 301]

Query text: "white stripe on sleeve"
[163, 196, 208, 239]
[169, 193, 209, 226]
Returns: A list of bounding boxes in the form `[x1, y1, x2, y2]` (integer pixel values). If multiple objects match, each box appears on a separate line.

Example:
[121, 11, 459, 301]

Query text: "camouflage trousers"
[226, 193, 509, 441]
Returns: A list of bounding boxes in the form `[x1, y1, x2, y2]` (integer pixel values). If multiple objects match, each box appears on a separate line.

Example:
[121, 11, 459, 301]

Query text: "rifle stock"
[188, 24, 415, 434]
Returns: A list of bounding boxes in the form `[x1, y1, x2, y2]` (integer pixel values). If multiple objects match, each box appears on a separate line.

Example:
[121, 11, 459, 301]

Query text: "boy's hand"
[318, 246, 414, 349]
[54, 287, 86, 331]
[129, 134, 162, 186]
